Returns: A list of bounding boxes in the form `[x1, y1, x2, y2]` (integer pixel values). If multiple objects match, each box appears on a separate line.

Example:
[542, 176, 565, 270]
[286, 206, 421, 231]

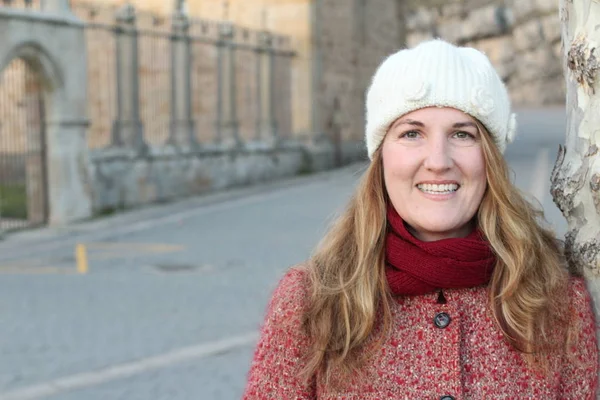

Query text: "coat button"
[440, 396, 455, 400]
[434, 312, 451, 328]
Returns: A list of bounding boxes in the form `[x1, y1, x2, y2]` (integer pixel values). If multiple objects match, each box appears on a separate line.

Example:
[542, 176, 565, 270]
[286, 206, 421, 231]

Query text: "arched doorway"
[0, 57, 48, 231]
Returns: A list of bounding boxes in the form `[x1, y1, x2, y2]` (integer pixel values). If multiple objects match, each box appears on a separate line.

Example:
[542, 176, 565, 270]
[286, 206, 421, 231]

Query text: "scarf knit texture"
[385, 206, 496, 296]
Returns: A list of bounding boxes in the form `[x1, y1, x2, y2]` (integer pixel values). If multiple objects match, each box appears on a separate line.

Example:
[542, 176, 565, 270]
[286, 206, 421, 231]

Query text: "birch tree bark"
[552, 0, 600, 332]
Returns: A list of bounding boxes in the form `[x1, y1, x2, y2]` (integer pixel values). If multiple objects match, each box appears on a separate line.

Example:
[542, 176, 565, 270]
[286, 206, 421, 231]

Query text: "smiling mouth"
[417, 183, 459, 195]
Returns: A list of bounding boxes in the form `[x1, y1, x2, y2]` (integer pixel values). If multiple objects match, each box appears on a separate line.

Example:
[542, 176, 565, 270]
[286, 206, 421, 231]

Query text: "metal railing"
[72, 2, 294, 150]
[0, 58, 48, 231]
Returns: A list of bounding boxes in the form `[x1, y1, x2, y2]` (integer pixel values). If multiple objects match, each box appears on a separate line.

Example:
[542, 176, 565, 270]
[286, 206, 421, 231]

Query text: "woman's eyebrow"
[394, 119, 425, 128]
[392, 120, 477, 129]
[453, 121, 477, 129]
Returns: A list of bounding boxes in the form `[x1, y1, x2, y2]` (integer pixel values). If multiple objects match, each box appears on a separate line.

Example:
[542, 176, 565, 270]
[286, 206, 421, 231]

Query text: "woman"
[243, 40, 598, 399]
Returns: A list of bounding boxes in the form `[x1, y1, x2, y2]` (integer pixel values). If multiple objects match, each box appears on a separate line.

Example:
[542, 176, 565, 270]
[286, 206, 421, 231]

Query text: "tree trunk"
[552, 0, 600, 351]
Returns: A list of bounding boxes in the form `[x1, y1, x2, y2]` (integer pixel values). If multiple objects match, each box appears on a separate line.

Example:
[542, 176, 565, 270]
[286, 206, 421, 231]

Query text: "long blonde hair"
[302, 122, 570, 384]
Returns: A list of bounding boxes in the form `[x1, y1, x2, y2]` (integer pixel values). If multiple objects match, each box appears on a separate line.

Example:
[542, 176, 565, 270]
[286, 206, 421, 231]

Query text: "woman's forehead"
[400, 107, 474, 121]
[391, 107, 477, 130]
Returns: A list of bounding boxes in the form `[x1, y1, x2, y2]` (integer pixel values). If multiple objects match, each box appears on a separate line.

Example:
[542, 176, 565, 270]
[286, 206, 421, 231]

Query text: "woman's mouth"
[416, 183, 459, 195]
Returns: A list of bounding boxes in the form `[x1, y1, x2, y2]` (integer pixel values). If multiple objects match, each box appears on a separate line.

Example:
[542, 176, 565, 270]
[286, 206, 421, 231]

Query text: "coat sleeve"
[243, 267, 317, 399]
[559, 277, 599, 399]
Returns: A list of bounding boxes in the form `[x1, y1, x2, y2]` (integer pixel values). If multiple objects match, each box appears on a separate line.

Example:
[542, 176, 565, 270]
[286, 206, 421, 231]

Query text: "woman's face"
[381, 107, 487, 241]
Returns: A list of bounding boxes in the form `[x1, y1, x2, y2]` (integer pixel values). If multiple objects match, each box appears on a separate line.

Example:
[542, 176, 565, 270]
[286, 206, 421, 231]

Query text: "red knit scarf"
[385, 206, 496, 296]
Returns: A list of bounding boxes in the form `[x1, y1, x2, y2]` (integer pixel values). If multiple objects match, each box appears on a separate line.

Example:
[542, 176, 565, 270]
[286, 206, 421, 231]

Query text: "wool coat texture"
[243, 268, 599, 399]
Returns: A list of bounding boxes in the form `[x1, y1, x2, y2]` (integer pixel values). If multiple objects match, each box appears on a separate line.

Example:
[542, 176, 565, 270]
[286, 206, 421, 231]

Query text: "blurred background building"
[405, 0, 563, 105]
[0, 0, 563, 232]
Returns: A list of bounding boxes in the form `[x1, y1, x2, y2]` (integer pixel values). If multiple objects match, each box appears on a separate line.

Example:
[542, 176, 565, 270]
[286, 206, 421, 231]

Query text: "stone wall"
[90, 146, 303, 211]
[507, 0, 563, 104]
[315, 0, 401, 143]
[406, 0, 564, 106]
[88, 141, 366, 212]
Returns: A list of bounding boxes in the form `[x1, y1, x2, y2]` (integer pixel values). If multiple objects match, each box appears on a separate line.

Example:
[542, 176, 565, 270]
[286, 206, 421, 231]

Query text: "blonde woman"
[243, 40, 598, 399]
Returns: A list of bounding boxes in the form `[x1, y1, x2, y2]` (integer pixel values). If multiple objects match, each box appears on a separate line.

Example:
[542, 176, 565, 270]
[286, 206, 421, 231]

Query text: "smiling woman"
[243, 40, 599, 399]
[382, 108, 487, 242]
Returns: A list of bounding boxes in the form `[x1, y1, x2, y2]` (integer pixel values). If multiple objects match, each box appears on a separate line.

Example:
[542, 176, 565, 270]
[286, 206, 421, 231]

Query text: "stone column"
[111, 3, 146, 152]
[45, 118, 92, 225]
[255, 31, 277, 144]
[168, 9, 197, 149]
[215, 22, 240, 146]
[311, 0, 325, 143]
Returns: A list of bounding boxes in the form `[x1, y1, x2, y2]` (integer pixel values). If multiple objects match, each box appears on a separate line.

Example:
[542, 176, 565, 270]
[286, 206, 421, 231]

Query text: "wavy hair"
[301, 122, 570, 385]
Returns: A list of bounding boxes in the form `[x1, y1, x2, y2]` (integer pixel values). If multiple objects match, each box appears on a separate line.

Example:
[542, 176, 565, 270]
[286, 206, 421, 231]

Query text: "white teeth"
[417, 183, 459, 194]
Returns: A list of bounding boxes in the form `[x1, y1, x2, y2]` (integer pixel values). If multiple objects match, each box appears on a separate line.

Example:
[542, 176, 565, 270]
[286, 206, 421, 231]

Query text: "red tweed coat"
[243, 268, 598, 399]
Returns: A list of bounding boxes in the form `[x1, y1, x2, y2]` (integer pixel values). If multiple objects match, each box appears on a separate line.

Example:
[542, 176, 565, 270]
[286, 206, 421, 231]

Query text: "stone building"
[0, 0, 403, 229]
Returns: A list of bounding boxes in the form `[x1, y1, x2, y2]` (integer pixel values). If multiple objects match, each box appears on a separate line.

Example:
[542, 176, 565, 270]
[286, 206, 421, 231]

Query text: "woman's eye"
[453, 131, 475, 140]
[400, 130, 420, 139]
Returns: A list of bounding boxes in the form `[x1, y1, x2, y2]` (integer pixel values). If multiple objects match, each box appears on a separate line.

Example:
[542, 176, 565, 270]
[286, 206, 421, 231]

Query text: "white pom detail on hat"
[403, 79, 430, 102]
[470, 86, 495, 116]
[365, 39, 516, 159]
[506, 113, 517, 144]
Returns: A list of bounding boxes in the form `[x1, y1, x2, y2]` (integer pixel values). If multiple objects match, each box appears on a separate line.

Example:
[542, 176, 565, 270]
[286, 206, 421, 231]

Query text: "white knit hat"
[365, 39, 517, 159]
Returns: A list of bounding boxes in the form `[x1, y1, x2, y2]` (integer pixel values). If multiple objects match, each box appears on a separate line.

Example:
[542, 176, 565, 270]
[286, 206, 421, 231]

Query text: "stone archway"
[0, 10, 92, 225]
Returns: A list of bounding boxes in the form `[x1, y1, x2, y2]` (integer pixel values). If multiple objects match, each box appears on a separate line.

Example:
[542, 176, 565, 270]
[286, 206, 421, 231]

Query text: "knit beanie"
[365, 39, 517, 159]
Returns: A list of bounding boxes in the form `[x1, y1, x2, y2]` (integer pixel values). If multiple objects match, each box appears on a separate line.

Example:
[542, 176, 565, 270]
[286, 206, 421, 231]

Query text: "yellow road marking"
[0, 242, 185, 275]
[75, 244, 89, 274]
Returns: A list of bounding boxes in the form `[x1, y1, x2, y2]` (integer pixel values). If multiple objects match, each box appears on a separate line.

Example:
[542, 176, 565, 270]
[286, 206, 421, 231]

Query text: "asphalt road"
[0, 107, 569, 400]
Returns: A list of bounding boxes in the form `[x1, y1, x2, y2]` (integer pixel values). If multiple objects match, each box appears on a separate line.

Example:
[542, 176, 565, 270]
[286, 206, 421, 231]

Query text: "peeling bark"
[564, 230, 600, 275]
[567, 35, 600, 94]
[554, 1, 600, 382]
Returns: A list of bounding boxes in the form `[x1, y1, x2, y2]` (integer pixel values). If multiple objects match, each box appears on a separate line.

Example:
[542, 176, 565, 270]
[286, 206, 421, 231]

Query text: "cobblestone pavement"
[0, 108, 566, 400]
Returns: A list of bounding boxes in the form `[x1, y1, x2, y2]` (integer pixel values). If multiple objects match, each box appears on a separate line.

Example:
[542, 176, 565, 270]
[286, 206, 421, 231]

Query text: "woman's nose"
[423, 138, 453, 171]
